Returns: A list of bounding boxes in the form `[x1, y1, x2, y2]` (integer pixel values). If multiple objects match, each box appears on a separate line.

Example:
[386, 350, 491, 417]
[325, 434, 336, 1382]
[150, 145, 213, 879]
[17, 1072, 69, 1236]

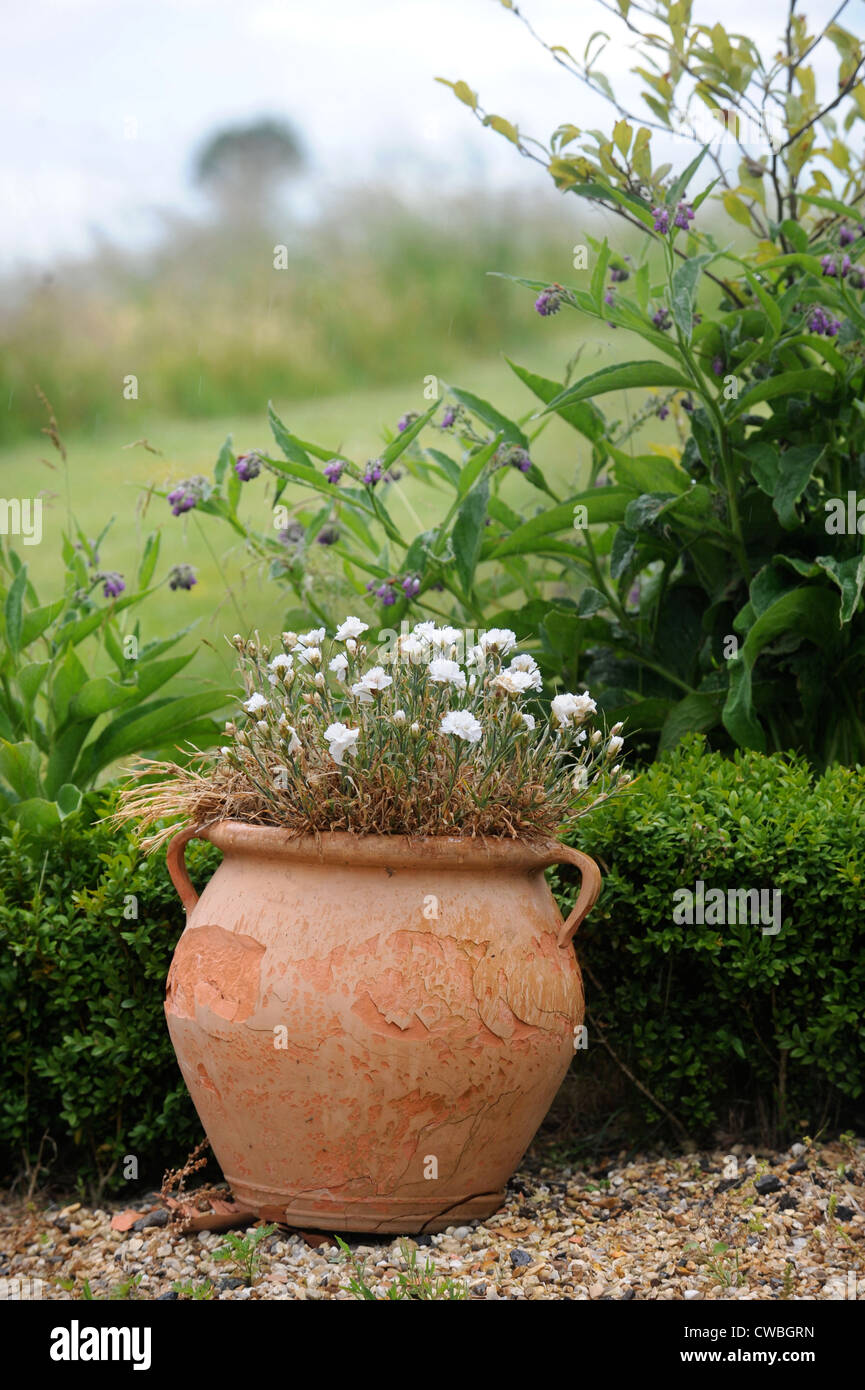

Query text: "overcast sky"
[0, 0, 851, 269]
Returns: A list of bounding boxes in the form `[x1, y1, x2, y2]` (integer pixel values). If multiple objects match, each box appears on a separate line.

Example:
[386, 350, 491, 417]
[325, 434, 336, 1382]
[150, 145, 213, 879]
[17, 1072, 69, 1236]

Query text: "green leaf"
[773, 444, 824, 529]
[452, 479, 490, 594]
[137, 532, 161, 590]
[727, 370, 834, 420]
[0, 739, 42, 800]
[268, 404, 317, 470]
[6, 797, 61, 833]
[19, 599, 65, 648]
[667, 145, 709, 208]
[670, 254, 715, 341]
[69, 678, 140, 721]
[380, 400, 439, 468]
[658, 691, 725, 752]
[77, 692, 229, 780]
[214, 435, 234, 485]
[447, 387, 528, 448]
[722, 588, 840, 750]
[546, 361, 693, 412]
[17, 661, 51, 704]
[56, 783, 83, 818]
[607, 446, 690, 495]
[457, 434, 502, 498]
[4, 565, 28, 657]
[813, 554, 865, 624]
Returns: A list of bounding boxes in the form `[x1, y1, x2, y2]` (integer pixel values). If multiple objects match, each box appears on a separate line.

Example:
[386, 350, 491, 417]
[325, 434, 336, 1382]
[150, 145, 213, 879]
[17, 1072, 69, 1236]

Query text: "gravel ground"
[2, 1138, 863, 1301]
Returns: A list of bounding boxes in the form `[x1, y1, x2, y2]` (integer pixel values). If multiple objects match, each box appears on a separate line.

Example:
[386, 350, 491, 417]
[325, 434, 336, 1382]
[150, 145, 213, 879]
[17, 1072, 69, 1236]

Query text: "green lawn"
[2, 330, 651, 690]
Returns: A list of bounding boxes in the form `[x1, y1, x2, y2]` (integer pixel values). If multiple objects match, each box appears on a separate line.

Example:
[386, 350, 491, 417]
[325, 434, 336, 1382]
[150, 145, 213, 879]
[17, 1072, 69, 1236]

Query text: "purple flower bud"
[167, 475, 208, 516]
[375, 583, 396, 606]
[168, 564, 198, 591]
[401, 574, 421, 598]
[234, 452, 262, 482]
[494, 444, 532, 473]
[657, 404, 670, 420]
[652, 206, 670, 234]
[849, 267, 865, 290]
[609, 265, 629, 283]
[652, 307, 672, 331]
[673, 201, 695, 231]
[279, 522, 306, 546]
[603, 289, 615, 307]
[841, 255, 852, 277]
[534, 285, 565, 316]
[363, 461, 384, 486]
[839, 224, 856, 247]
[323, 459, 345, 484]
[101, 572, 125, 599]
[315, 526, 339, 546]
[821, 254, 838, 278]
[808, 305, 841, 337]
[711, 355, 724, 376]
[441, 406, 457, 429]
[397, 412, 419, 433]
[681, 396, 695, 413]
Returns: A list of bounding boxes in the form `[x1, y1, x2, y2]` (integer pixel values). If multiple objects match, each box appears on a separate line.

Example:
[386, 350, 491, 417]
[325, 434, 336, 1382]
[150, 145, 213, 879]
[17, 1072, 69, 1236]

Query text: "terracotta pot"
[165, 822, 601, 1234]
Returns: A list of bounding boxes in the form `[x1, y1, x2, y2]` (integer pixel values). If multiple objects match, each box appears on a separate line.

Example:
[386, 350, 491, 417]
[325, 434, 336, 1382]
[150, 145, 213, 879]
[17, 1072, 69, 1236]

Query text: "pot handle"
[535, 844, 602, 949]
[166, 826, 204, 913]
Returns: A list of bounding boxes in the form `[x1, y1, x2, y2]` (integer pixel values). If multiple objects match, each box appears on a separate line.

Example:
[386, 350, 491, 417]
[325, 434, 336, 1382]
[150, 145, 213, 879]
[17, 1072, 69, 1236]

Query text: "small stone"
[835, 1206, 855, 1221]
[754, 1175, 782, 1195]
[133, 1210, 169, 1231]
[509, 1248, 532, 1267]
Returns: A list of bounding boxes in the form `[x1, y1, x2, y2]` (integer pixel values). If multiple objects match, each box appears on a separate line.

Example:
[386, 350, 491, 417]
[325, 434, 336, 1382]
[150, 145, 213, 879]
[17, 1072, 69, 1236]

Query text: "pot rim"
[196, 819, 568, 870]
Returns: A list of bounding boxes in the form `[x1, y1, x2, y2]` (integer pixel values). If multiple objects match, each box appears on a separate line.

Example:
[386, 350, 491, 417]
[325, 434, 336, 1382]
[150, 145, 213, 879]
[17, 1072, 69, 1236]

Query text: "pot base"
[229, 1183, 507, 1235]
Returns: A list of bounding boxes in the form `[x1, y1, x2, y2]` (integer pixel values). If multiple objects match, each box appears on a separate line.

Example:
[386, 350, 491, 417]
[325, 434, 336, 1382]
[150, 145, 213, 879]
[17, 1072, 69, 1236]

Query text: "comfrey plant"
[430, 0, 865, 766]
[117, 619, 628, 844]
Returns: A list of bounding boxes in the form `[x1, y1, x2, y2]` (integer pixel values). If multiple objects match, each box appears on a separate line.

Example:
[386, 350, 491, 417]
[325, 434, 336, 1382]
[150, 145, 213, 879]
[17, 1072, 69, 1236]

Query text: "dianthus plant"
[123, 618, 628, 843]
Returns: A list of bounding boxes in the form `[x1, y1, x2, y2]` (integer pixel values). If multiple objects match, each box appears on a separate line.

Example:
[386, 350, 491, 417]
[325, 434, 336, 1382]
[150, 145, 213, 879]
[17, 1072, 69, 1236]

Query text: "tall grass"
[0, 187, 593, 445]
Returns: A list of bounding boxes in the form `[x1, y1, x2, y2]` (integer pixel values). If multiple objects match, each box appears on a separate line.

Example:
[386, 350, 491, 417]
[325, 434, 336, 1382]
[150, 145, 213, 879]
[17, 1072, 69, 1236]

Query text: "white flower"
[393, 709, 407, 725]
[591, 729, 603, 745]
[428, 657, 467, 690]
[278, 718, 302, 755]
[440, 710, 483, 744]
[335, 616, 369, 642]
[255, 720, 268, 732]
[324, 721, 360, 766]
[610, 763, 622, 776]
[477, 628, 517, 656]
[220, 745, 232, 756]
[298, 627, 326, 646]
[428, 624, 463, 649]
[507, 653, 543, 691]
[410, 721, 421, 735]
[607, 734, 624, 757]
[329, 653, 349, 677]
[493, 670, 536, 696]
[610, 721, 624, 736]
[243, 692, 269, 715]
[551, 692, 597, 728]
[269, 653, 293, 673]
[521, 712, 536, 732]
[398, 634, 428, 662]
[411, 621, 438, 644]
[298, 645, 322, 666]
[351, 665, 393, 702]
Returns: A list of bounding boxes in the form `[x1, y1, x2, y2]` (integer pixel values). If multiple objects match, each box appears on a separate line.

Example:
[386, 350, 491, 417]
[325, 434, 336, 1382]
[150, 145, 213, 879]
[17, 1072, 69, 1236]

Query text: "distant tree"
[193, 118, 305, 221]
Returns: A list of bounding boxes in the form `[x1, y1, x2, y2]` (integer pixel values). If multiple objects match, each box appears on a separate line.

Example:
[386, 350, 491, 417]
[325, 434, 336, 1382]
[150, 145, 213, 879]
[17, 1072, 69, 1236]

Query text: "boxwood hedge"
[557, 736, 865, 1144]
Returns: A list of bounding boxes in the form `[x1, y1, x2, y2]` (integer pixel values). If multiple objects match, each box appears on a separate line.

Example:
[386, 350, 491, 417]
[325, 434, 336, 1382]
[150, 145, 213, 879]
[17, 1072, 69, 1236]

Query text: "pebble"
[3, 1137, 861, 1301]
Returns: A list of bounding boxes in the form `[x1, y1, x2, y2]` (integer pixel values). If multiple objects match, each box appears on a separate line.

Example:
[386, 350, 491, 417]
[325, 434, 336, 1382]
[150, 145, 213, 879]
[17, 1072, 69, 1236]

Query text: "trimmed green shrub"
[0, 797, 220, 1194]
[555, 736, 865, 1144]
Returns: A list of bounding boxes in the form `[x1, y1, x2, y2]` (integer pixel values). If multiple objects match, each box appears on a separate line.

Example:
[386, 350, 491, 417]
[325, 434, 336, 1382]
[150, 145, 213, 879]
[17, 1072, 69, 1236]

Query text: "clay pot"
[165, 822, 601, 1234]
